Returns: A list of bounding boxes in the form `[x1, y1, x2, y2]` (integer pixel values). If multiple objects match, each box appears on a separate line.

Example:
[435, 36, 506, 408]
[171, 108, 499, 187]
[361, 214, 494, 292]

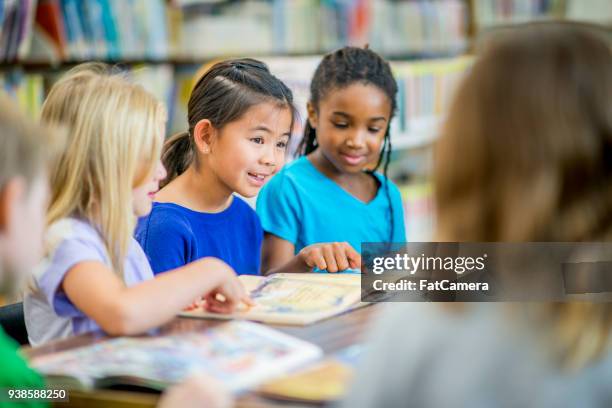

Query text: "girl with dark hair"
[257, 47, 406, 273]
[136, 58, 360, 276]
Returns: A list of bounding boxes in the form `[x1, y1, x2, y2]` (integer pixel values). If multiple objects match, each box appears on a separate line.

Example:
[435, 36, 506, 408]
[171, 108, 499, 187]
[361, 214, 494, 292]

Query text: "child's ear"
[306, 102, 318, 129]
[193, 119, 216, 154]
[0, 178, 25, 234]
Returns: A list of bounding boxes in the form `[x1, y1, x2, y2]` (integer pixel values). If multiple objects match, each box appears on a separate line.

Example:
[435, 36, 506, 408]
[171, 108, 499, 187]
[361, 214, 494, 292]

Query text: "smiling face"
[308, 83, 392, 174]
[203, 101, 293, 198]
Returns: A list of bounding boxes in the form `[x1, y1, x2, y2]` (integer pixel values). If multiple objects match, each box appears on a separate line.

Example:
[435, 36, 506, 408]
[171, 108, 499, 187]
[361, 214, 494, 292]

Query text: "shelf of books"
[1, 0, 610, 241]
[471, 0, 612, 33]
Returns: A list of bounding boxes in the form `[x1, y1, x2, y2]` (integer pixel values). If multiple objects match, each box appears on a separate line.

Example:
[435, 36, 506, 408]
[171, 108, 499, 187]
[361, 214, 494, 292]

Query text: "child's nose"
[260, 145, 276, 167]
[346, 130, 367, 148]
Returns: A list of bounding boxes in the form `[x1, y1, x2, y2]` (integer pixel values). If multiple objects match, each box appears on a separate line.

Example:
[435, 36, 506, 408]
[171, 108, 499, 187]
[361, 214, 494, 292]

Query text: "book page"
[180, 276, 362, 325]
[270, 272, 361, 287]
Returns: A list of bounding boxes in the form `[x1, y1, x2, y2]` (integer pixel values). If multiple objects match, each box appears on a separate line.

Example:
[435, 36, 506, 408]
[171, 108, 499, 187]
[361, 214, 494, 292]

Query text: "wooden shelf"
[0, 50, 472, 72]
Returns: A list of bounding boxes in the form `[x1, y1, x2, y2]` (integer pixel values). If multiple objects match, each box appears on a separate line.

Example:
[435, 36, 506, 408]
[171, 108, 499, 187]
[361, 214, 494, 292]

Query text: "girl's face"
[132, 159, 167, 217]
[206, 102, 292, 198]
[308, 83, 392, 174]
[132, 119, 167, 217]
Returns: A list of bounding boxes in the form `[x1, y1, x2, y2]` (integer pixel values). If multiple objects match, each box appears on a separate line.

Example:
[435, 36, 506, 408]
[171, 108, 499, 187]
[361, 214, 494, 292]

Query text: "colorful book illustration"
[258, 344, 366, 403]
[179, 273, 365, 326]
[29, 321, 322, 393]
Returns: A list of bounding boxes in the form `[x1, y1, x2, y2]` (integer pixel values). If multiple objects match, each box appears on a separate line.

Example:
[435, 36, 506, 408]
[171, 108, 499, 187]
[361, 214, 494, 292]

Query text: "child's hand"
[183, 297, 205, 312]
[204, 262, 254, 314]
[158, 373, 233, 408]
[298, 242, 361, 273]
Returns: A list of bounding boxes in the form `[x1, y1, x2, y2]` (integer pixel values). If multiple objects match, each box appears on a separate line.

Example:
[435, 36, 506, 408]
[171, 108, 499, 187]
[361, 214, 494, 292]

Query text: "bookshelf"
[1, 0, 611, 241]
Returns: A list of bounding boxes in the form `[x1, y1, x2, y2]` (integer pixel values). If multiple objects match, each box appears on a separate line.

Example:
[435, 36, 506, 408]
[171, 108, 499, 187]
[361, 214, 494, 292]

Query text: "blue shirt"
[256, 156, 406, 254]
[135, 197, 263, 276]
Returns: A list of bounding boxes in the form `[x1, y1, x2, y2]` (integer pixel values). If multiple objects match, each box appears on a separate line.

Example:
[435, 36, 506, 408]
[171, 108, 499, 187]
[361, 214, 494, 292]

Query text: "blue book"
[60, 0, 87, 59]
[94, 0, 119, 59]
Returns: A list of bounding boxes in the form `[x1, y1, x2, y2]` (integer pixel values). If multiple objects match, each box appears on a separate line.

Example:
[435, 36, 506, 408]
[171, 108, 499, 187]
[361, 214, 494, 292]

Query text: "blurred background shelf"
[1, 0, 610, 241]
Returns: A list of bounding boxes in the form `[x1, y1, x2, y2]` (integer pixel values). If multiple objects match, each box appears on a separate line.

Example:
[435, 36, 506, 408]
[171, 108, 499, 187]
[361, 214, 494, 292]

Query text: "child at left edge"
[0, 95, 232, 408]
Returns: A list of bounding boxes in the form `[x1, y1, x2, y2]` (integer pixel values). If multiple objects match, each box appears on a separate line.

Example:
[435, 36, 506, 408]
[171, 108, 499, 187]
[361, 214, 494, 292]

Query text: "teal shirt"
[256, 156, 406, 254]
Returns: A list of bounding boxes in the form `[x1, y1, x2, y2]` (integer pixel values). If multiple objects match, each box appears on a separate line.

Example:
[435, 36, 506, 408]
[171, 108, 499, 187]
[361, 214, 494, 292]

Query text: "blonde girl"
[25, 63, 250, 347]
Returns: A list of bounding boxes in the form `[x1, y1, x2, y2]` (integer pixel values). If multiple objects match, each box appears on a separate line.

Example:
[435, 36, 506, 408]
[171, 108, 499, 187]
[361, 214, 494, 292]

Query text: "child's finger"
[236, 283, 255, 307]
[220, 285, 241, 306]
[205, 294, 236, 314]
[305, 247, 327, 270]
[205, 301, 234, 314]
[345, 244, 361, 269]
[333, 243, 350, 271]
[242, 295, 255, 307]
[323, 245, 339, 273]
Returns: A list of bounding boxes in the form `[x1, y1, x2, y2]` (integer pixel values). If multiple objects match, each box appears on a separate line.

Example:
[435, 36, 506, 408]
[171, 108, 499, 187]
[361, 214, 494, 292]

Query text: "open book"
[179, 273, 366, 325]
[29, 321, 322, 393]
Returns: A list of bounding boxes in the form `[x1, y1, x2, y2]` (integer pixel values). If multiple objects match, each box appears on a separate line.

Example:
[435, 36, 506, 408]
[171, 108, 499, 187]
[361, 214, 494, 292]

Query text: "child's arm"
[262, 233, 361, 275]
[61, 257, 251, 336]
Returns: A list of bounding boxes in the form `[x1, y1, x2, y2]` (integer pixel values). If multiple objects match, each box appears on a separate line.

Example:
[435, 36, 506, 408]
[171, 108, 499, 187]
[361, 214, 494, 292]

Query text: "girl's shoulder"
[273, 156, 318, 182]
[46, 217, 103, 247]
[371, 171, 398, 188]
[42, 217, 109, 266]
[263, 156, 324, 196]
[371, 172, 402, 198]
[143, 202, 198, 228]
[136, 202, 197, 244]
[231, 196, 261, 224]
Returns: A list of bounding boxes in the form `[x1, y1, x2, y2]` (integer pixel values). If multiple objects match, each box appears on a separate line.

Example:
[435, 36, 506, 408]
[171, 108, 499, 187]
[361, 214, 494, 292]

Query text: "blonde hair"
[435, 23, 612, 369]
[41, 63, 164, 276]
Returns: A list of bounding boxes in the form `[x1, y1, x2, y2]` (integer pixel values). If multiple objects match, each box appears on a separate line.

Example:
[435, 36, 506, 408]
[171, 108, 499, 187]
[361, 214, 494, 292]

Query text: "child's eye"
[250, 137, 264, 144]
[333, 123, 348, 129]
[368, 128, 382, 133]
[276, 141, 288, 149]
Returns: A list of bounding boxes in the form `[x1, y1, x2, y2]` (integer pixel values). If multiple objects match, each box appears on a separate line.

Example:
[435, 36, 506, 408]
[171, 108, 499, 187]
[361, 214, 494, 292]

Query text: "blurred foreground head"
[436, 22, 612, 242]
[0, 96, 61, 297]
[435, 22, 612, 369]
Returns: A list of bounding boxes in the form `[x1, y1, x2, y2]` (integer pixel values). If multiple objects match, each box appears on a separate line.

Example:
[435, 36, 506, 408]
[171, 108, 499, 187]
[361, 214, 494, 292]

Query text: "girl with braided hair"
[257, 46, 406, 273]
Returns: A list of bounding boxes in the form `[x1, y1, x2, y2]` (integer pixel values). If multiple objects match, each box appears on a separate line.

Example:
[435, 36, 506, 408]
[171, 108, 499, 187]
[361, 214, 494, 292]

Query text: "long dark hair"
[162, 58, 296, 186]
[299, 46, 399, 242]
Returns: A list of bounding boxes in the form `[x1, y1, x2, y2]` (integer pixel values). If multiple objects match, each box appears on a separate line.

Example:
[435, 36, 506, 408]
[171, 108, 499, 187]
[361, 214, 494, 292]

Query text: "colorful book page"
[30, 321, 322, 393]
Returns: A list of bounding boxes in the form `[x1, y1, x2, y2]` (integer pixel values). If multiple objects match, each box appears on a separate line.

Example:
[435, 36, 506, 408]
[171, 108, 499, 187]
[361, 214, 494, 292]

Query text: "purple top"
[24, 217, 154, 346]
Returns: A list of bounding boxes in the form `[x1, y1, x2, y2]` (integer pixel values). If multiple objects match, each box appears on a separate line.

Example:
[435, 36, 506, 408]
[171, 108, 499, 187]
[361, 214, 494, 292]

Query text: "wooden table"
[24, 304, 382, 408]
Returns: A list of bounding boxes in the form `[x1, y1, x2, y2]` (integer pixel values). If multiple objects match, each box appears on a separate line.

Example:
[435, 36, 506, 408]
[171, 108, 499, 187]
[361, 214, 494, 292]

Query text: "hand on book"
[204, 268, 255, 314]
[158, 373, 233, 408]
[298, 242, 361, 273]
[182, 260, 254, 313]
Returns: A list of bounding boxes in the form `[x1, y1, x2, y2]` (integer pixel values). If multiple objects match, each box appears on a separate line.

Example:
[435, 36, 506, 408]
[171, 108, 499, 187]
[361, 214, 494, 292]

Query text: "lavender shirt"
[24, 218, 154, 346]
